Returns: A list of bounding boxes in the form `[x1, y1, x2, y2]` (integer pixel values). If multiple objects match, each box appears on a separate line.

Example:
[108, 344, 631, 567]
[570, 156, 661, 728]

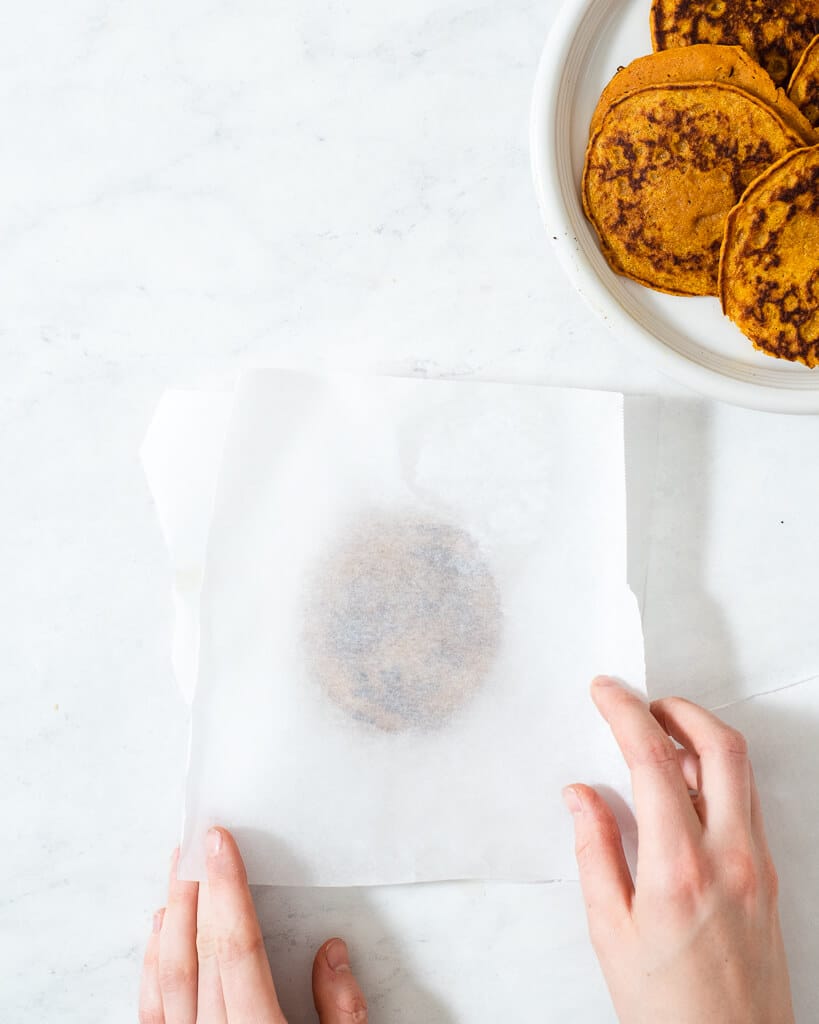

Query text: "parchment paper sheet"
[162, 371, 644, 885]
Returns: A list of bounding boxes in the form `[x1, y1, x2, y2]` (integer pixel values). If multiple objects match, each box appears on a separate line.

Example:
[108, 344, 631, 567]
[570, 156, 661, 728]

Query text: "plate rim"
[529, 0, 819, 415]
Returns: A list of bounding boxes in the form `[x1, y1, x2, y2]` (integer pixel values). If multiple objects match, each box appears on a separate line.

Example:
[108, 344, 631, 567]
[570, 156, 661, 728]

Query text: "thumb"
[563, 784, 634, 952]
[312, 938, 369, 1023]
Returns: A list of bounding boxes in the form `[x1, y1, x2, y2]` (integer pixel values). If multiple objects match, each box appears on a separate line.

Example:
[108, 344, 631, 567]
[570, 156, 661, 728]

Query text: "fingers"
[205, 827, 287, 1024]
[158, 850, 199, 1024]
[650, 696, 751, 835]
[195, 883, 227, 1024]
[139, 910, 165, 1024]
[312, 938, 369, 1023]
[563, 784, 634, 950]
[591, 677, 701, 859]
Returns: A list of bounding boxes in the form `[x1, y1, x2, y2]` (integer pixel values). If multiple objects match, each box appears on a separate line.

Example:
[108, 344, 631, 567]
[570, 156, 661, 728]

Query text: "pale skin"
[139, 676, 795, 1023]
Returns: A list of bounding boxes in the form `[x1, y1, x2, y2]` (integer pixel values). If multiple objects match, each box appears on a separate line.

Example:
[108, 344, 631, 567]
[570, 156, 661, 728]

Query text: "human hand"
[564, 676, 794, 1024]
[138, 827, 368, 1023]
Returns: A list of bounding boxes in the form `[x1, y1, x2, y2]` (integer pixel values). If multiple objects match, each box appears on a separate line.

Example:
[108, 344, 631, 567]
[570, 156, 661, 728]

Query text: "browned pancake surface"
[583, 83, 803, 295]
[591, 44, 817, 143]
[650, 0, 819, 85]
[720, 145, 819, 367]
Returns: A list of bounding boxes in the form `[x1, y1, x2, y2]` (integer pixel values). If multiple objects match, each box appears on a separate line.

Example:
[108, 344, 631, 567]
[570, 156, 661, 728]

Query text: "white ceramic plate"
[530, 0, 819, 413]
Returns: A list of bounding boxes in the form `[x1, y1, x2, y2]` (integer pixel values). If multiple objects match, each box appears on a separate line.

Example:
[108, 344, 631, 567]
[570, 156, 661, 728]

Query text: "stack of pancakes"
[582, 0, 819, 368]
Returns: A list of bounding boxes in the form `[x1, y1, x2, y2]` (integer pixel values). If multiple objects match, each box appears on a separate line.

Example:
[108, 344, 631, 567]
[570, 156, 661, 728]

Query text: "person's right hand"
[564, 676, 794, 1024]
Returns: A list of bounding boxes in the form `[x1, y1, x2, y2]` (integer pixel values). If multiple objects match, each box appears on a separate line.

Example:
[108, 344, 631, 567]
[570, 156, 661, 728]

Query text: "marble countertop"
[3, 1, 819, 1020]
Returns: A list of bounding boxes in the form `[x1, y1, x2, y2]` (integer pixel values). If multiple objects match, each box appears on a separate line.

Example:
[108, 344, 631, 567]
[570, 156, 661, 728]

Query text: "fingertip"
[591, 677, 648, 714]
[313, 937, 368, 1021]
[590, 676, 620, 710]
[567, 782, 603, 806]
[566, 784, 622, 828]
[204, 826, 248, 888]
[206, 827, 224, 859]
[312, 937, 349, 979]
[649, 694, 681, 714]
[564, 785, 626, 862]
[562, 785, 584, 815]
[649, 697, 676, 733]
[324, 937, 351, 972]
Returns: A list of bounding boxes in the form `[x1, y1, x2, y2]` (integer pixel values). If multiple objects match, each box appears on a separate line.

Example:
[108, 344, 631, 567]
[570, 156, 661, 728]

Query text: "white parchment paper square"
[179, 371, 645, 885]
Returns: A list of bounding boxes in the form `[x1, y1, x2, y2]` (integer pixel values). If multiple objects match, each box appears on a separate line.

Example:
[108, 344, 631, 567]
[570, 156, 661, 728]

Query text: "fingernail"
[325, 938, 351, 973]
[206, 828, 223, 857]
[592, 675, 616, 687]
[562, 786, 583, 815]
[153, 908, 165, 934]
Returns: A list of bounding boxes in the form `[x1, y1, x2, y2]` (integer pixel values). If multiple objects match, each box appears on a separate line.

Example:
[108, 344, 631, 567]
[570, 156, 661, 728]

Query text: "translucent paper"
[146, 371, 646, 885]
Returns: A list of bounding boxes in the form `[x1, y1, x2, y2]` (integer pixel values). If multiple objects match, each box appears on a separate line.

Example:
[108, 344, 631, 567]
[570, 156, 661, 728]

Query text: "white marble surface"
[3, 1, 819, 1021]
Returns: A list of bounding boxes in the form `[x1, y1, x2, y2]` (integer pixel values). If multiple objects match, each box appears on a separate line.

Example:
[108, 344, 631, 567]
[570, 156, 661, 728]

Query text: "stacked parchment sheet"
[143, 371, 645, 885]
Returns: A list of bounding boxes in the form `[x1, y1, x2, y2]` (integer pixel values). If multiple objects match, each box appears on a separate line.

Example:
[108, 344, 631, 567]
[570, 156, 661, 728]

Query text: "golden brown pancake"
[583, 82, 803, 296]
[590, 45, 817, 143]
[720, 145, 819, 367]
[650, 0, 819, 86]
[789, 35, 819, 127]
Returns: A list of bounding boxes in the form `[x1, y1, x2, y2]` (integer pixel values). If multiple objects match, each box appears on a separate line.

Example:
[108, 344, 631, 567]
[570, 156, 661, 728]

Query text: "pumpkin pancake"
[789, 35, 819, 128]
[720, 145, 819, 367]
[650, 0, 819, 86]
[583, 82, 803, 296]
[591, 45, 817, 143]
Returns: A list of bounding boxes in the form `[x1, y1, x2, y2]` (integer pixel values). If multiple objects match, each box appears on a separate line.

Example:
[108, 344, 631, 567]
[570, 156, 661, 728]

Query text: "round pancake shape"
[720, 145, 819, 367]
[789, 34, 819, 128]
[650, 0, 819, 86]
[303, 514, 502, 732]
[583, 82, 804, 296]
[590, 44, 817, 143]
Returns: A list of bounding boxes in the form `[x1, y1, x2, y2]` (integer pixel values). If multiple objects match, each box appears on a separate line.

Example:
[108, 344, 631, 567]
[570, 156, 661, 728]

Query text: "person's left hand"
[138, 827, 369, 1023]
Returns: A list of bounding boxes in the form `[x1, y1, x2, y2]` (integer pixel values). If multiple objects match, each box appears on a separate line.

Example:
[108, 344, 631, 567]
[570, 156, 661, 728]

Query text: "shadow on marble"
[252, 883, 456, 1024]
[231, 828, 453, 1019]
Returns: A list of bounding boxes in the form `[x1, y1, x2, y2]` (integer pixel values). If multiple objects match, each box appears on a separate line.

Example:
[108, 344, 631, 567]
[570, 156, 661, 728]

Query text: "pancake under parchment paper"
[583, 82, 803, 296]
[303, 514, 502, 732]
[650, 0, 819, 86]
[720, 145, 819, 367]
